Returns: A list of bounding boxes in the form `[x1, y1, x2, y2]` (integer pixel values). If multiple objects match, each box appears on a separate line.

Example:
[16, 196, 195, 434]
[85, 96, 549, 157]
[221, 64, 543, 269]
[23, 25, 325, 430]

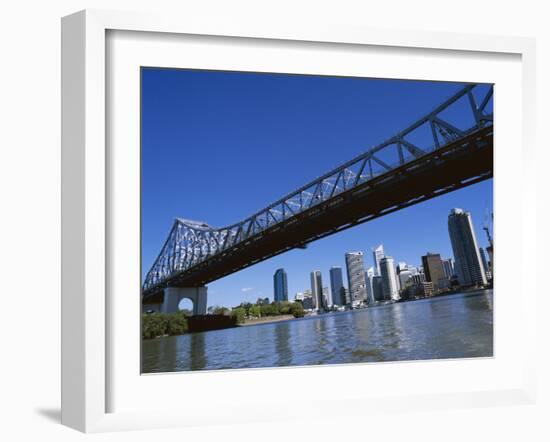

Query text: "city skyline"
[267, 206, 489, 308]
[141, 68, 492, 309]
[205, 197, 492, 306]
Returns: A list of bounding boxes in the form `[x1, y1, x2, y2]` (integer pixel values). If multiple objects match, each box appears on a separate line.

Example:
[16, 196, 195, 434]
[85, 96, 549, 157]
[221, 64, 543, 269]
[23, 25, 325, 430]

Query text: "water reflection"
[189, 332, 206, 370]
[142, 290, 493, 373]
[275, 322, 292, 366]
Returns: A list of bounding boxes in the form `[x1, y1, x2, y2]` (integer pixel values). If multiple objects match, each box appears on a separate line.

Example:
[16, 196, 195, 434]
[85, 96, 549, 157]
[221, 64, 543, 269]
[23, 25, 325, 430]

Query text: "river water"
[142, 290, 493, 373]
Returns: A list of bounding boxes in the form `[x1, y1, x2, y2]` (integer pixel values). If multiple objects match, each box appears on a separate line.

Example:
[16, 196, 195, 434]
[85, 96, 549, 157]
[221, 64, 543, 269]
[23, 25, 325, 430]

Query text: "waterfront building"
[372, 275, 384, 301]
[448, 208, 488, 286]
[479, 247, 491, 279]
[372, 244, 384, 276]
[422, 281, 435, 297]
[403, 281, 434, 299]
[442, 258, 455, 280]
[296, 290, 314, 310]
[380, 256, 399, 301]
[329, 267, 346, 306]
[398, 269, 413, 290]
[410, 273, 426, 285]
[302, 295, 314, 310]
[421, 253, 447, 291]
[479, 247, 489, 272]
[345, 251, 368, 305]
[396, 262, 409, 274]
[273, 268, 288, 302]
[341, 287, 350, 305]
[322, 286, 331, 307]
[310, 270, 324, 310]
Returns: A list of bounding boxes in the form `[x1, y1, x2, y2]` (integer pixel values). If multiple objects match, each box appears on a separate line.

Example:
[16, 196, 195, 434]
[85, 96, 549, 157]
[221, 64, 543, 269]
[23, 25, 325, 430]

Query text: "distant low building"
[301, 296, 314, 310]
[295, 290, 314, 310]
[403, 281, 434, 299]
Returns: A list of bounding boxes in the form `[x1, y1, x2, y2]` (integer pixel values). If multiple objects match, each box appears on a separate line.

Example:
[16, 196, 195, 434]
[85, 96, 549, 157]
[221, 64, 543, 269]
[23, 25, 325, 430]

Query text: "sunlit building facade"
[448, 208, 487, 286]
[345, 252, 368, 305]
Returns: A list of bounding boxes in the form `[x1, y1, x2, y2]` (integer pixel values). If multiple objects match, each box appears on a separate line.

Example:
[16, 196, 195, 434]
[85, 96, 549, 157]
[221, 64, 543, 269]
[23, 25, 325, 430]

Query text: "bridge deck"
[143, 125, 492, 302]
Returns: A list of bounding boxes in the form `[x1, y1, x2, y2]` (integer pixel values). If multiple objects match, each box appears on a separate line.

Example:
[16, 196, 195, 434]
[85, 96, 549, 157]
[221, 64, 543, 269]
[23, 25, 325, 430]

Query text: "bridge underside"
[143, 127, 493, 304]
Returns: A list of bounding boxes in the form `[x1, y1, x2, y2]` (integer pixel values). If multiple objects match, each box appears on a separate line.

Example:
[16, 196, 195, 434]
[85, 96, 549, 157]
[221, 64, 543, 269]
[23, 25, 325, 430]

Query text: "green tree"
[212, 306, 229, 315]
[231, 307, 246, 324]
[290, 302, 305, 318]
[142, 311, 188, 339]
[166, 312, 187, 335]
[142, 313, 166, 339]
[279, 301, 291, 315]
[260, 303, 276, 316]
[249, 305, 261, 318]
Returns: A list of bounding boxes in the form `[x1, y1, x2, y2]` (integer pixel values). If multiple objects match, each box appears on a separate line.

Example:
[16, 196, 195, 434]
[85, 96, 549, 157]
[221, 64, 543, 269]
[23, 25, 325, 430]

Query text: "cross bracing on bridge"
[142, 83, 493, 297]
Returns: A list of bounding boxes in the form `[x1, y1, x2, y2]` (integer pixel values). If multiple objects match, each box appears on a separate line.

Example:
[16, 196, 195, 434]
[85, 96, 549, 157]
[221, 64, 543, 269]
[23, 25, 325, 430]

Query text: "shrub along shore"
[142, 300, 305, 339]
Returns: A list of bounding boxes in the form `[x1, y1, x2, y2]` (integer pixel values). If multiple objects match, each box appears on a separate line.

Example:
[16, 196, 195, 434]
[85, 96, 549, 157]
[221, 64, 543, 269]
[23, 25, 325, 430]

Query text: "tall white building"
[372, 244, 384, 276]
[448, 208, 487, 287]
[322, 286, 331, 307]
[380, 256, 399, 301]
[310, 270, 324, 310]
[345, 252, 368, 305]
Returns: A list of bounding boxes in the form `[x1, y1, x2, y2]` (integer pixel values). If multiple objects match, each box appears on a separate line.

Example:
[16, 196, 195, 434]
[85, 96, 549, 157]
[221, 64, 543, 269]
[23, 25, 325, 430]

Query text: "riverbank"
[240, 314, 295, 326]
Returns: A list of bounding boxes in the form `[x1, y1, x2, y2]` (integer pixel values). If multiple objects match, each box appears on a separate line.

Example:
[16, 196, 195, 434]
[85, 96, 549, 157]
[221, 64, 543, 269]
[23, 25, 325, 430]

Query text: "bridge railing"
[143, 83, 493, 292]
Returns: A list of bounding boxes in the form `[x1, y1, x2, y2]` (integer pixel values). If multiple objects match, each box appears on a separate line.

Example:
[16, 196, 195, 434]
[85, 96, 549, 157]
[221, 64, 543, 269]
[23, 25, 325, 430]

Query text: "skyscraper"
[273, 268, 288, 302]
[448, 208, 488, 286]
[442, 258, 455, 280]
[479, 247, 489, 273]
[421, 253, 447, 290]
[372, 275, 384, 301]
[310, 270, 324, 310]
[380, 256, 399, 301]
[345, 252, 367, 305]
[329, 267, 346, 306]
[322, 286, 331, 307]
[365, 266, 375, 305]
[372, 244, 384, 276]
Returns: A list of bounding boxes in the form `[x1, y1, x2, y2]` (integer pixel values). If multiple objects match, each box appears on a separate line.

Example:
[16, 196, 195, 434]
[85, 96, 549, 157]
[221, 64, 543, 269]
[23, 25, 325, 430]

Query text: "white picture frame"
[61, 9, 537, 433]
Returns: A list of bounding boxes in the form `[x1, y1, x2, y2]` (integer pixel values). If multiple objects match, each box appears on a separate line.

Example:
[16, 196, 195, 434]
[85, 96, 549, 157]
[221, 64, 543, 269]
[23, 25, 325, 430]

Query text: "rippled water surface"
[142, 290, 493, 373]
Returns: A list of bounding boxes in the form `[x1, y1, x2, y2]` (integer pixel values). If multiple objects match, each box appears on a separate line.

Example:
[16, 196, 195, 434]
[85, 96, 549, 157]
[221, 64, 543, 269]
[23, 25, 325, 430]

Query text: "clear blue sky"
[141, 68, 493, 308]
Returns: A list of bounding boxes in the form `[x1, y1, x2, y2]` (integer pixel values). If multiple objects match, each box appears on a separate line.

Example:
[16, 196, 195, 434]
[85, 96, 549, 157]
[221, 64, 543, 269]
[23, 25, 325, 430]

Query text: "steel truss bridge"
[143, 83, 493, 302]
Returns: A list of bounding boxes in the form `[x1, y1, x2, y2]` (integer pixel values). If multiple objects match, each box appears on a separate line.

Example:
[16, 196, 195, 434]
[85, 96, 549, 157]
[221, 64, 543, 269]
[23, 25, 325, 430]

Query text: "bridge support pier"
[161, 286, 208, 315]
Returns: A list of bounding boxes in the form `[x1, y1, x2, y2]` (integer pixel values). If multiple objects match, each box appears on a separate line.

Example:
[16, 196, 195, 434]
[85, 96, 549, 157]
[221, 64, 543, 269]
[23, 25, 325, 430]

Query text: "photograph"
[140, 68, 494, 374]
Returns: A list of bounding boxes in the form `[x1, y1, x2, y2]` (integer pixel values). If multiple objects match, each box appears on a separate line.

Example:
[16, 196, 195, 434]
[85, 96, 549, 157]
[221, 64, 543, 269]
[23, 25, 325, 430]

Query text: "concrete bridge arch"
[142, 287, 207, 315]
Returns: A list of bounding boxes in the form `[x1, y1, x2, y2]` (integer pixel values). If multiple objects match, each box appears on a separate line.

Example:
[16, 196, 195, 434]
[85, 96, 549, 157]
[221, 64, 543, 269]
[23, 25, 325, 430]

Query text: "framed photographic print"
[61, 9, 537, 432]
